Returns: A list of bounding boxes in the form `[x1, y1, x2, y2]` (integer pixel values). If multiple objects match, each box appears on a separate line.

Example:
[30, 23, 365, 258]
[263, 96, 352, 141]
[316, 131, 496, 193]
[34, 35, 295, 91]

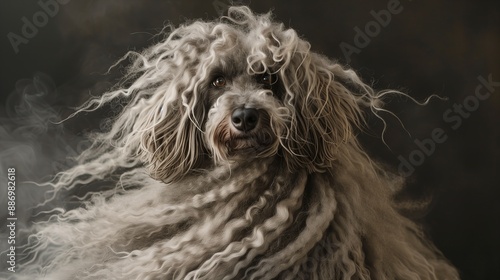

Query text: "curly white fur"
[16, 6, 459, 280]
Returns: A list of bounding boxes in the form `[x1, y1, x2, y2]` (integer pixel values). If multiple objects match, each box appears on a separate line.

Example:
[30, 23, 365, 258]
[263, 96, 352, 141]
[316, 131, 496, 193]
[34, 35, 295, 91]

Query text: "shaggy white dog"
[18, 6, 459, 280]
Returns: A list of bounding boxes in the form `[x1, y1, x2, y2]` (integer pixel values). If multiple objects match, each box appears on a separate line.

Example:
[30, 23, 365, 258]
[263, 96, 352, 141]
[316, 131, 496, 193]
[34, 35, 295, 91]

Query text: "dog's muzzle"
[224, 107, 274, 154]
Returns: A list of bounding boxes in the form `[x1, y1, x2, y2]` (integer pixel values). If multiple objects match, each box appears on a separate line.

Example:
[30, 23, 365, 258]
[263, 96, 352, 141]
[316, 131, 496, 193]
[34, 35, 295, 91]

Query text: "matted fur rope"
[16, 6, 459, 280]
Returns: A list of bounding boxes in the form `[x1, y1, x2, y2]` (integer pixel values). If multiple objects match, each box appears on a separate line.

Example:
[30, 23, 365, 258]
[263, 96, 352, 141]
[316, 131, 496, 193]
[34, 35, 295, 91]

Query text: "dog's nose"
[231, 108, 259, 132]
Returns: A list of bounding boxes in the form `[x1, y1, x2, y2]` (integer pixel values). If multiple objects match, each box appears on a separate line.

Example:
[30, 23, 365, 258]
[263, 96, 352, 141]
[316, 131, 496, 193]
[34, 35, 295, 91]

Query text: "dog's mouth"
[210, 110, 279, 159]
[226, 133, 275, 154]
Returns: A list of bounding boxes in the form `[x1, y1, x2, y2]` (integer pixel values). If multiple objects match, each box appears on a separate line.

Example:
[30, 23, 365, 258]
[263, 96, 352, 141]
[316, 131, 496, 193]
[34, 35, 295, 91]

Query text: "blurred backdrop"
[0, 0, 499, 279]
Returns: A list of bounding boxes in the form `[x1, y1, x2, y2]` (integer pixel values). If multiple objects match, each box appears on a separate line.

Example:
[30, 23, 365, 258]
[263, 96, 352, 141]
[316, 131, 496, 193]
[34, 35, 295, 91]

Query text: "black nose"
[231, 108, 259, 132]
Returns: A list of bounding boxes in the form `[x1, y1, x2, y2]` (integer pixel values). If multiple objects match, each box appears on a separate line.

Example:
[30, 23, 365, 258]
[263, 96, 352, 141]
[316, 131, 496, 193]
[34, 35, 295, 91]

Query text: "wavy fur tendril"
[15, 6, 459, 280]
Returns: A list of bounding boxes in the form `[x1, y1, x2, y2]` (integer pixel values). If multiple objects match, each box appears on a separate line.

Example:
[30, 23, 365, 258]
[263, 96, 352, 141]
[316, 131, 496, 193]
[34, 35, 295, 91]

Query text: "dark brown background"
[0, 1, 498, 279]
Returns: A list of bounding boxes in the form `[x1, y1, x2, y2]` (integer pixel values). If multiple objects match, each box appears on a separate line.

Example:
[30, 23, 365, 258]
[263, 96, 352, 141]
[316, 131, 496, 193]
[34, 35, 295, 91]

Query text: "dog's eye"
[259, 74, 277, 86]
[211, 76, 226, 88]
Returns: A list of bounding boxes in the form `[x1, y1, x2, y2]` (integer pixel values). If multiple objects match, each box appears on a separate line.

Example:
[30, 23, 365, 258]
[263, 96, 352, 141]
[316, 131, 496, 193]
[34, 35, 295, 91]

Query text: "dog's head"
[130, 7, 367, 183]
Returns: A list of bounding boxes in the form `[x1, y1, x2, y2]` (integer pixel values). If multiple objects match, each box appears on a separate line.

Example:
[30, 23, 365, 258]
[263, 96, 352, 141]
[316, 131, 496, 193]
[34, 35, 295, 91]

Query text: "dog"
[19, 6, 459, 280]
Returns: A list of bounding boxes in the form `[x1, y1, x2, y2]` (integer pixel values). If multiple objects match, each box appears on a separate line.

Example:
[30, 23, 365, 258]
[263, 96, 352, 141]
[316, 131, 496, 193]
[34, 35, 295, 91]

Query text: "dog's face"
[133, 7, 364, 183]
[203, 46, 287, 164]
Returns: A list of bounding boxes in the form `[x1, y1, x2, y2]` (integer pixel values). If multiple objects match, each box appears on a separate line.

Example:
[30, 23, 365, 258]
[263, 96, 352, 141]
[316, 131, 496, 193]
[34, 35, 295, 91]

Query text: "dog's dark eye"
[211, 76, 226, 88]
[259, 73, 277, 86]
